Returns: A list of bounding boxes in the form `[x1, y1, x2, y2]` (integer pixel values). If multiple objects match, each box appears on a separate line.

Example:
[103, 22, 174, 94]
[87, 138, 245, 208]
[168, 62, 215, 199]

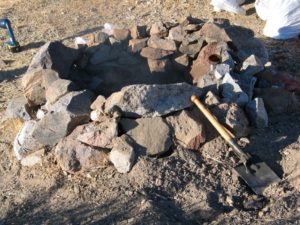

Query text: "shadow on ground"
[0, 66, 27, 82]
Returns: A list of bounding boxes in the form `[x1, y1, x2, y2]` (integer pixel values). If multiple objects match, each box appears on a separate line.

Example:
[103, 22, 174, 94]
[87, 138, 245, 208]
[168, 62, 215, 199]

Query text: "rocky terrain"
[1, 0, 300, 225]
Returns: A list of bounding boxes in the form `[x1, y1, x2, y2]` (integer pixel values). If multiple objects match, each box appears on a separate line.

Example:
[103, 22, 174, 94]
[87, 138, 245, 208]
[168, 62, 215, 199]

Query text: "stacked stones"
[6, 18, 300, 174]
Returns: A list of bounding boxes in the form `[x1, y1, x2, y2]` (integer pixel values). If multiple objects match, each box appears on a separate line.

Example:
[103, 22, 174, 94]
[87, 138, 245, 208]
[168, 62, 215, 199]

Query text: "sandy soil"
[0, 0, 300, 224]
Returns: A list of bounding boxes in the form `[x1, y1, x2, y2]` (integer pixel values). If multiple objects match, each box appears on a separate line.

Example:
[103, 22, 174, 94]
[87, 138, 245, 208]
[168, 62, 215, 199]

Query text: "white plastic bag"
[255, 0, 300, 39]
[210, 0, 246, 15]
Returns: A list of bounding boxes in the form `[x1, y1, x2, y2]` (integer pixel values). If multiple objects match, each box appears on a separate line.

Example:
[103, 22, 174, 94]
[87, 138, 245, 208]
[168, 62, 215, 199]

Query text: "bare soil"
[1, 0, 300, 224]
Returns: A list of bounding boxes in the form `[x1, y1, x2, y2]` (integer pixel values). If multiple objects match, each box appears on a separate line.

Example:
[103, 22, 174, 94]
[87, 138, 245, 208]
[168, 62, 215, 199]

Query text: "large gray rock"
[120, 117, 172, 156]
[104, 83, 203, 117]
[55, 125, 109, 173]
[45, 79, 79, 104]
[246, 98, 268, 128]
[22, 68, 59, 106]
[76, 119, 118, 148]
[27, 41, 79, 79]
[33, 90, 95, 146]
[13, 120, 43, 160]
[6, 96, 32, 121]
[166, 110, 206, 150]
[221, 73, 248, 105]
[109, 135, 136, 173]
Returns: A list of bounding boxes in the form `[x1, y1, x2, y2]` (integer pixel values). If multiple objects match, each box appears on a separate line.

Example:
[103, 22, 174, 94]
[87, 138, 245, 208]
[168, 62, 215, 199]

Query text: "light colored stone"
[168, 25, 184, 42]
[199, 22, 231, 43]
[32, 90, 95, 146]
[147, 36, 177, 51]
[13, 120, 43, 160]
[221, 73, 248, 105]
[174, 54, 189, 67]
[20, 149, 44, 167]
[241, 54, 264, 76]
[77, 119, 118, 148]
[166, 110, 206, 150]
[105, 83, 203, 118]
[120, 117, 172, 156]
[214, 63, 230, 80]
[91, 95, 106, 110]
[246, 98, 268, 128]
[5, 96, 31, 121]
[109, 135, 135, 173]
[113, 29, 130, 41]
[150, 21, 168, 37]
[205, 91, 220, 106]
[22, 68, 59, 106]
[45, 79, 79, 104]
[36, 109, 45, 120]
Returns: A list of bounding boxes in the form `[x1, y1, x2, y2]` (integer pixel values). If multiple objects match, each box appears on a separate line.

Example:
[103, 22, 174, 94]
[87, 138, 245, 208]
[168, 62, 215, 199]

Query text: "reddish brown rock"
[141, 47, 173, 60]
[190, 42, 233, 84]
[147, 36, 177, 51]
[166, 110, 206, 150]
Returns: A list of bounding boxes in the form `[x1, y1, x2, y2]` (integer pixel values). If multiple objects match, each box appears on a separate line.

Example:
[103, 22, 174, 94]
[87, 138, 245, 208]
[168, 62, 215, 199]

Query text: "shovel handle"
[191, 95, 250, 163]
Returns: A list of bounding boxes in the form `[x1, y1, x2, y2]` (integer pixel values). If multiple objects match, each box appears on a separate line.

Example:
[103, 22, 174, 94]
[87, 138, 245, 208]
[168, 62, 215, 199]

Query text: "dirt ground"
[0, 0, 300, 224]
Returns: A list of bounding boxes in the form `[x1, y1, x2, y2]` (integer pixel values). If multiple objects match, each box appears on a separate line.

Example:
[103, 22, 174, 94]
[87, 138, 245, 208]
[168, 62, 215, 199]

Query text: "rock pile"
[6, 18, 300, 173]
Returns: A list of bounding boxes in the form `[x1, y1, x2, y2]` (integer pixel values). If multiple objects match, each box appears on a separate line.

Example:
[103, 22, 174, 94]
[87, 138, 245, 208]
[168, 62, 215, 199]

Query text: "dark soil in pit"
[1, 0, 300, 224]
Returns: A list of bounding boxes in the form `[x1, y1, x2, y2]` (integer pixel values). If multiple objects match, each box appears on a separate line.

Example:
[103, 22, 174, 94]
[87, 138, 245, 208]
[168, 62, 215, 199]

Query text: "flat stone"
[76, 119, 118, 148]
[212, 103, 249, 137]
[140, 47, 173, 60]
[221, 73, 249, 105]
[130, 25, 147, 39]
[13, 120, 43, 160]
[128, 38, 148, 53]
[147, 58, 170, 73]
[199, 22, 231, 43]
[113, 29, 130, 41]
[166, 110, 206, 150]
[105, 83, 203, 117]
[109, 135, 136, 173]
[168, 25, 184, 42]
[240, 55, 264, 76]
[246, 98, 268, 128]
[27, 41, 79, 79]
[22, 68, 59, 106]
[150, 21, 168, 37]
[45, 79, 79, 104]
[120, 117, 172, 156]
[55, 126, 109, 173]
[174, 54, 189, 67]
[5, 96, 32, 121]
[33, 90, 95, 146]
[91, 95, 106, 110]
[190, 42, 234, 84]
[147, 36, 177, 51]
